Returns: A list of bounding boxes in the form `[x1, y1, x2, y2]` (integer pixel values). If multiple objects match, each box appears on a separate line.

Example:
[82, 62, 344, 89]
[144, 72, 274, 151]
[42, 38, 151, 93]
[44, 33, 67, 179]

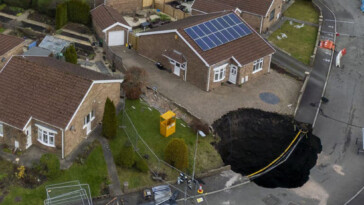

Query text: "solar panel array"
[184, 13, 252, 51]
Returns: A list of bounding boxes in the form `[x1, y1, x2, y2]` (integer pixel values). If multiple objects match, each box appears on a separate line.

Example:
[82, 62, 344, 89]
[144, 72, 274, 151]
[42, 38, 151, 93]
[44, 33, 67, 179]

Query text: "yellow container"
[160, 111, 176, 137]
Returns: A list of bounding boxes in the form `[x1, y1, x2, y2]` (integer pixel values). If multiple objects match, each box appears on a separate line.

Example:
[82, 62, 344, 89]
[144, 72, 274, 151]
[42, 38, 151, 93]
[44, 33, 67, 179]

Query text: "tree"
[56, 2, 68, 29]
[40, 154, 60, 179]
[116, 142, 135, 168]
[67, 0, 90, 25]
[165, 138, 189, 171]
[122, 67, 147, 100]
[135, 158, 148, 173]
[102, 98, 117, 139]
[64, 44, 78, 64]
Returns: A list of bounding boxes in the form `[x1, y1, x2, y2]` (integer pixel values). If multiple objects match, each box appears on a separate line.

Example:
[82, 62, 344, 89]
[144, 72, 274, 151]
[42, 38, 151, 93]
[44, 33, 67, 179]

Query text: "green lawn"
[284, 0, 319, 24]
[1, 142, 108, 205]
[109, 99, 223, 189]
[268, 21, 318, 65]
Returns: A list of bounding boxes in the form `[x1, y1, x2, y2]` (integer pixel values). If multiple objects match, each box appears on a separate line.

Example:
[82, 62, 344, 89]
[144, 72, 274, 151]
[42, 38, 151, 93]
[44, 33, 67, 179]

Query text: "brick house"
[0, 34, 25, 67]
[0, 56, 122, 158]
[191, 0, 283, 33]
[91, 4, 132, 47]
[137, 11, 275, 91]
[104, 0, 143, 14]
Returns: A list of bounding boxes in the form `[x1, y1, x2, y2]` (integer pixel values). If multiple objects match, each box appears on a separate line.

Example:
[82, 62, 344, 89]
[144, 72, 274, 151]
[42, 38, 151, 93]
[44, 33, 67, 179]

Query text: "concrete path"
[98, 136, 123, 196]
[285, 16, 319, 27]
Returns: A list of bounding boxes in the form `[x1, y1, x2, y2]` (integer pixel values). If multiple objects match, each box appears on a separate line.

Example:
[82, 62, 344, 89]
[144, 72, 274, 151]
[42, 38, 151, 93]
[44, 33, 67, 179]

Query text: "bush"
[67, 0, 90, 25]
[165, 138, 188, 171]
[32, 0, 53, 15]
[135, 158, 148, 173]
[102, 98, 117, 139]
[56, 2, 68, 29]
[122, 67, 147, 100]
[116, 142, 135, 168]
[3, 0, 31, 9]
[64, 44, 77, 64]
[190, 118, 210, 135]
[40, 154, 60, 179]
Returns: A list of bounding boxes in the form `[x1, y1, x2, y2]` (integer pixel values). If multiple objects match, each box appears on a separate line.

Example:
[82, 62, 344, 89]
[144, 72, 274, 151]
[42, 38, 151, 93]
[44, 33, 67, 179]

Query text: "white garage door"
[108, 30, 125, 46]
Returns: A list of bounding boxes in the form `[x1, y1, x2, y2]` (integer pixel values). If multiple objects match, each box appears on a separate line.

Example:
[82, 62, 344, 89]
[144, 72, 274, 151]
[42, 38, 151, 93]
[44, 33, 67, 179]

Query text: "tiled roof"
[163, 50, 186, 63]
[91, 4, 129, 31]
[192, 0, 235, 14]
[0, 56, 118, 130]
[192, 0, 274, 16]
[142, 12, 275, 66]
[0, 34, 24, 56]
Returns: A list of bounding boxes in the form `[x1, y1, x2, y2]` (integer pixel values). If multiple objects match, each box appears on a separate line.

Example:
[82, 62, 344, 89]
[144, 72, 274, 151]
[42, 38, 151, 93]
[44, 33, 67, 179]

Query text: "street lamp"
[192, 130, 205, 186]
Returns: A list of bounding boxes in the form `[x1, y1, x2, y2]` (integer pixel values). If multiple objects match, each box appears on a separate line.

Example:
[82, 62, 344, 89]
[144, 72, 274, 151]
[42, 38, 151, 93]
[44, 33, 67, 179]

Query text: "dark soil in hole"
[213, 108, 322, 188]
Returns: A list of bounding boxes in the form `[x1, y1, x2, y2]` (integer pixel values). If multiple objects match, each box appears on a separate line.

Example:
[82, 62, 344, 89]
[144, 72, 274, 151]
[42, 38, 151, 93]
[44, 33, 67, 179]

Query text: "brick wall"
[64, 83, 120, 156]
[261, 0, 283, 33]
[0, 42, 26, 68]
[92, 19, 105, 41]
[137, 32, 209, 91]
[106, 0, 143, 14]
[238, 54, 272, 85]
[1, 124, 26, 151]
[240, 12, 262, 33]
[30, 120, 62, 156]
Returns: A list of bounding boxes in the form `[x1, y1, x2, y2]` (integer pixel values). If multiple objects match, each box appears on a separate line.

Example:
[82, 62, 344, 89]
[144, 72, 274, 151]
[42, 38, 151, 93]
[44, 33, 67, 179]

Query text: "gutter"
[61, 129, 65, 159]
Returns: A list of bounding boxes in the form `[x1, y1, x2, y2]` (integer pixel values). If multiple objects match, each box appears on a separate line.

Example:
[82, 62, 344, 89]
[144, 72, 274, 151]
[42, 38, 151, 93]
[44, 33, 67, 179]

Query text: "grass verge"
[284, 0, 319, 24]
[268, 21, 318, 65]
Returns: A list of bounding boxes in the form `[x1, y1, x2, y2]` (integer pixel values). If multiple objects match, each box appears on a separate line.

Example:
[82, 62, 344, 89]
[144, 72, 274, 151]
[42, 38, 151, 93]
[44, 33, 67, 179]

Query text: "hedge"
[67, 0, 90, 25]
[3, 0, 31, 9]
[102, 98, 117, 139]
[64, 44, 77, 64]
[40, 153, 61, 179]
[165, 138, 189, 171]
[116, 143, 135, 168]
[56, 2, 68, 29]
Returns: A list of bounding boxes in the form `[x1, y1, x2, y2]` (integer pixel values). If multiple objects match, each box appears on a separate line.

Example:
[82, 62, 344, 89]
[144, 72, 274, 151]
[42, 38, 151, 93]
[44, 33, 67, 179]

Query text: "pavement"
[112, 46, 301, 125]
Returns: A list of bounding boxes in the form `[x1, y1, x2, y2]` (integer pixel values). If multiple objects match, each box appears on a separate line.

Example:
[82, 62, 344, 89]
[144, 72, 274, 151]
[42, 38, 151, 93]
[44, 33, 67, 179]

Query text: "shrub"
[165, 138, 188, 171]
[190, 118, 210, 135]
[56, 2, 68, 29]
[40, 154, 60, 179]
[64, 44, 77, 64]
[15, 166, 26, 179]
[102, 98, 117, 139]
[122, 67, 147, 100]
[67, 0, 90, 25]
[135, 158, 148, 173]
[31, 0, 52, 15]
[3, 0, 31, 9]
[116, 142, 135, 168]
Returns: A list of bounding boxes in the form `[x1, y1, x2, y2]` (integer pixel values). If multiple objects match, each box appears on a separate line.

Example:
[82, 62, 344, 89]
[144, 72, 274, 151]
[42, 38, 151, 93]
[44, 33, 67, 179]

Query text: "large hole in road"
[213, 109, 322, 188]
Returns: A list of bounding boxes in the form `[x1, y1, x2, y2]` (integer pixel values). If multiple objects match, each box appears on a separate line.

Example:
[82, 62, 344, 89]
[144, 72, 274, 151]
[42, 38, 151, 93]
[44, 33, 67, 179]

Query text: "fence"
[104, 45, 125, 72]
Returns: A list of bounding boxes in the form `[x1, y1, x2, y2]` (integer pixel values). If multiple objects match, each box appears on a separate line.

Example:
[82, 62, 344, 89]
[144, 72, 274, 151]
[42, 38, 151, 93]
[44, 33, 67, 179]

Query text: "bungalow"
[0, 56, 122, 158]
[191, 0, 283, 33]
[91, 4, 132, 47]
[136, 11, 275, 91]
[0, 34, 25, 67]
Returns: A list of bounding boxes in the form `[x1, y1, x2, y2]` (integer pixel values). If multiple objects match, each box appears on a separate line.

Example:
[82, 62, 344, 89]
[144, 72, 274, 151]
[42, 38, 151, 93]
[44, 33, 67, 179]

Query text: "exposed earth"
[213, 109, 322, 188]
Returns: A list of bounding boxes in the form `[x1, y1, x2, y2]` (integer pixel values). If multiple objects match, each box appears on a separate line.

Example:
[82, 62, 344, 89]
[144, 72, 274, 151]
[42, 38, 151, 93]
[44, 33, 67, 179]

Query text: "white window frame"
[253, 58, 264, 73]
[83, 110, 95, 129]
[36, 124, 57, 147]
[213, 64, 228, 82]
[270, 9, 275, 21]
[0, 123, 3, 137]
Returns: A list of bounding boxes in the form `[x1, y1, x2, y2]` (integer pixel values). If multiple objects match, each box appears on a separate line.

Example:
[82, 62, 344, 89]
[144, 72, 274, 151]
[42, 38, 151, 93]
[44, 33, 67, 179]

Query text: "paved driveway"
[112, 46, 302, 124]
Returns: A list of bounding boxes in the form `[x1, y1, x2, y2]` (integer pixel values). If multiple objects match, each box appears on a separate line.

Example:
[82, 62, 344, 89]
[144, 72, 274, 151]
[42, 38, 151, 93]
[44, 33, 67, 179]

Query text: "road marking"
[325, 19, 355, 24]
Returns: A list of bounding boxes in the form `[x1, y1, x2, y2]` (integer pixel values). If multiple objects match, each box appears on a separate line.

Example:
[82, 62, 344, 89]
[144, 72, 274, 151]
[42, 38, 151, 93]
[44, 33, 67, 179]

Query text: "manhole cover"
[259, 92, 280, 105]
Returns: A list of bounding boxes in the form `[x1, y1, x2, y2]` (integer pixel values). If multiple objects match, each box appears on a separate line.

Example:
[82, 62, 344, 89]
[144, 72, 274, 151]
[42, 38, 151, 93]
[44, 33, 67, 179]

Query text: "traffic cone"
[197, 184, 203, 194]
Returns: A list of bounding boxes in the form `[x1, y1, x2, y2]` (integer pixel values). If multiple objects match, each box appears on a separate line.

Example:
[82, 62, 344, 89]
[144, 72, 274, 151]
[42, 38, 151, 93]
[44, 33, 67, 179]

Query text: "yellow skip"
[247, 130, 304, 178]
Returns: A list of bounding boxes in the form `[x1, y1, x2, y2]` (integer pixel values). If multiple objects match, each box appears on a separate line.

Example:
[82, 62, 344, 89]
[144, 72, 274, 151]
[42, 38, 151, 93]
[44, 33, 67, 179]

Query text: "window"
[213, 64, 227, 82]
[37, 126, 56, 147]
[0, 123, 3, 137]
[84, 110, 95, 127]
[253, 58, 264, 73]
[176, 62, 180, 67]
[169, 59, 175, 64]
[270, 9, 275, 21]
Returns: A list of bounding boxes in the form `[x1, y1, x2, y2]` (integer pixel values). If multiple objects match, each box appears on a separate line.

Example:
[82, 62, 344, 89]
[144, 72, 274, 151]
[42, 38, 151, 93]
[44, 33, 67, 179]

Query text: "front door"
[174, 62, 181, 76]
[85, 114, 92, 135]
[229, 65, 238, 84]
[25, 126, 32, 149]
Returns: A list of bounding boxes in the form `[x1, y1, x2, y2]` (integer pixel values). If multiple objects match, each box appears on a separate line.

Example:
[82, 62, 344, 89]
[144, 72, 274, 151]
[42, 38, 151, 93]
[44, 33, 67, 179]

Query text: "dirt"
[64, 23, 92, 35]
[213, 108, 322, 188]
[28, 11, 55, 26]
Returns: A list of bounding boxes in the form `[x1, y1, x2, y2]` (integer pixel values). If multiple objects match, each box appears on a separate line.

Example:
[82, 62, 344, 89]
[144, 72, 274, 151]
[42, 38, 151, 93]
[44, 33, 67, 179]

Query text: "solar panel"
[184, 13, 252, 51]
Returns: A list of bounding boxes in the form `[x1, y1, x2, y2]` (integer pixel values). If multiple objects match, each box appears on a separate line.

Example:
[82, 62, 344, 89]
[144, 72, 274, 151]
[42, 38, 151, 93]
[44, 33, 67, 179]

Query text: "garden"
[284, 0, 320, 24]
[109, 99, 223, 190]
[0, 141, 109, 205]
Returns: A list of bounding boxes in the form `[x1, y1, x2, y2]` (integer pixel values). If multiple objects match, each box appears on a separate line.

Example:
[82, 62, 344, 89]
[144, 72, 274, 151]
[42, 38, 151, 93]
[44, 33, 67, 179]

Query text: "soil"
[28, 11, 55, 26]
[1, 6, 22, 16]
[60, 31, 90, 42]
[0, 16, 13, 24]
[213, 108, 322, 188]
[64, 23, 92, 35]
[20, 21, 46, 33]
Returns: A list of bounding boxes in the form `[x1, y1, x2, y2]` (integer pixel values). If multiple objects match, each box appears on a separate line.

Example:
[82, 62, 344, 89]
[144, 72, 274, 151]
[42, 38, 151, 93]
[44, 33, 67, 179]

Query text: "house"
[91, 4, 132, 47]
[0, 56, 122, 158]
[191, 0, 283, 33]
[0, 34, 25, 67]
[136, 11, 275, 91]
[103, 0, 143, 14]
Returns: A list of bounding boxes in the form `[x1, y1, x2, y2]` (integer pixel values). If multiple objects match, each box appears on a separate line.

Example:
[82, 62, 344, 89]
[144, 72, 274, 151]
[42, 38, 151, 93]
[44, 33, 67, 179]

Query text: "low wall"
[310, 1, 323, 66]
[104, 45, 126, 72]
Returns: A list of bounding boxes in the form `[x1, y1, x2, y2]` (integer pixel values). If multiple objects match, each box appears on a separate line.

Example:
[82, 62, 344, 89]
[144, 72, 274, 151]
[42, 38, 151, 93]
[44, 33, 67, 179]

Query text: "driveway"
[112, 46, 302, 124]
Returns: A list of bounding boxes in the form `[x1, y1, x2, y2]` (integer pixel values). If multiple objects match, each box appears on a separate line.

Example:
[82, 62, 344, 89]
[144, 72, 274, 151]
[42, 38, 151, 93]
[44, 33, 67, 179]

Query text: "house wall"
[137, 33, 209, 91]
[261, 0, 283, 33]
[1, 124, 27, 151]
[106, 0, 143, 14]
[240, 12, 262, 33]
[105, 25, 129, 47]
[64, 82, 120, 156]
[30, 120, 62, 156]
[237, 54, 272, 85]
[0, 42, 25, 68]
[208, 59, 232, 90]
[92, 19, 105, 41]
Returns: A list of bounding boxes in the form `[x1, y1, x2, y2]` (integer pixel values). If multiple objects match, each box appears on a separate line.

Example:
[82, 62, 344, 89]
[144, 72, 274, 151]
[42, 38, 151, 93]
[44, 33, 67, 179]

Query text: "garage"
[108, 30, 125, 46]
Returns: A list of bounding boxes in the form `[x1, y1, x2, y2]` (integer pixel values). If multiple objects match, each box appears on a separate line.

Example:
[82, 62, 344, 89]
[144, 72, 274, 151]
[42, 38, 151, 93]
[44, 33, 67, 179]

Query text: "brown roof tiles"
[91, 5, 129, 31]
[0, 34, 24, 56]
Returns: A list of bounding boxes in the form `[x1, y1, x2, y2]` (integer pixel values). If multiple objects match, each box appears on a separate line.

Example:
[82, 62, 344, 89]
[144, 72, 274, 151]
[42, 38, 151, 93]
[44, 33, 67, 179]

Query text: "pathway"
[98, 136, 123, 196]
